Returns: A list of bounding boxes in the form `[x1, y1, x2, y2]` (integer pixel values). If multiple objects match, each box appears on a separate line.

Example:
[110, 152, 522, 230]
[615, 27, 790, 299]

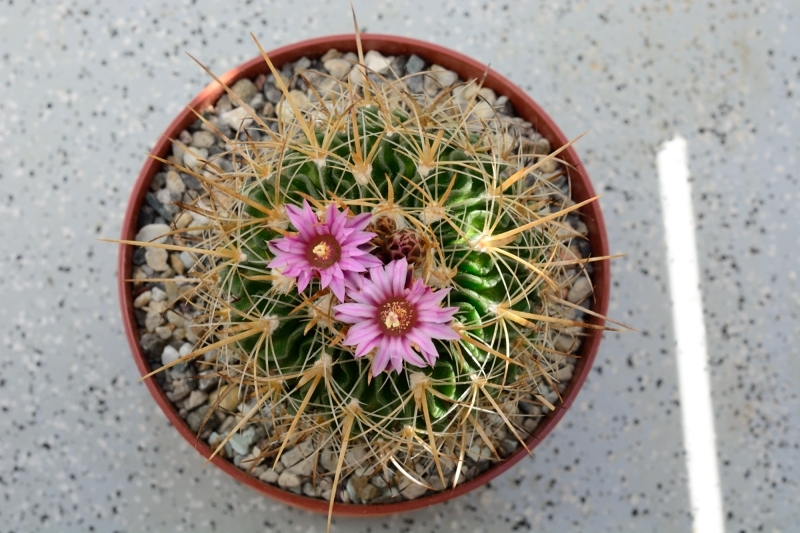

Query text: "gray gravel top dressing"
[0, 2, 798, 533]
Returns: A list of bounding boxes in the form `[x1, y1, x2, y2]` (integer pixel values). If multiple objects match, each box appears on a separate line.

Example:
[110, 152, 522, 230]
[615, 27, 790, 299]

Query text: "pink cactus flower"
[267, 200, 382, 302]
[335, 258, 460, 376]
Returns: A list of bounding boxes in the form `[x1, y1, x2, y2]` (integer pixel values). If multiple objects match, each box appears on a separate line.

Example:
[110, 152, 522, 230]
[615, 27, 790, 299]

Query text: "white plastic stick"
[657, 135, 725, 533]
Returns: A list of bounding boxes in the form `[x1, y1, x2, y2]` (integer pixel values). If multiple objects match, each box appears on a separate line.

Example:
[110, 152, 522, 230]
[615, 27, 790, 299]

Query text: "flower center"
[306, 234, 341, 269]
[378, 298, 417, 336]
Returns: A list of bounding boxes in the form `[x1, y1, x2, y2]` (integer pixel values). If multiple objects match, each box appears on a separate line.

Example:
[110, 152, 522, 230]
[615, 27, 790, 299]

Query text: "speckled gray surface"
[1, 1, 798, 532]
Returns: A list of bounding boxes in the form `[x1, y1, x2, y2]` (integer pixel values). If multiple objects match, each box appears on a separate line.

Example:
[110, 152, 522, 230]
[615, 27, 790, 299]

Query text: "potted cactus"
[114, 30, 611, 527]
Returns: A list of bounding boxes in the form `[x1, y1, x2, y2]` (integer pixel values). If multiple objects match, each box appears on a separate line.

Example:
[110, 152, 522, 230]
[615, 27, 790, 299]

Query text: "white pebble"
[275, 90, 312, 122]
[259, 469, 279, 484]
[429, 64, 458, 87]
[179, 342, 194, 357]
[277, 471, 301, 489]
[184, 390, 208, 411]
[323, 58, 352, 79]
[150, 287, 167, 302]
[135, 224, 170, 245]
[285, 456, 315, 477]
[364, 50, 390, 74]
[471, 100, 495, 120]
[161, 345, 180, 366]
[183, 148, 208, 173]
[133, 290, 152, 308]
[191, 130, 216, 148]
[145, 247, 169, 271]
[478, 87, 497, 105]
[221, 106, 254, 130]
[179, 251, 195, 269]
[279, 446, 304, 468]
[567, 277, 592, 304]
[166, 172, 186, 195]
[156, 188, 174, 206]
[165, 310, 185, 328]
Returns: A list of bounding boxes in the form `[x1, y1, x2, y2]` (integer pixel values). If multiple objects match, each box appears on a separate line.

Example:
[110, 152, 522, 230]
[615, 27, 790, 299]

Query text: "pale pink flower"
[335, 258, 460, 376]
[267, 200, 382, 302]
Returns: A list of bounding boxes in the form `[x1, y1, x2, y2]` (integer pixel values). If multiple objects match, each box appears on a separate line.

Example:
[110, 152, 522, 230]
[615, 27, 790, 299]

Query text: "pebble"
[155, 325, 173, 340]
[275, 90, 312, 122]
[265, 86, 282, 104]
[210, 385, 240, 412]
[171, 140, 186, 162]
[172, 216, 192, 236]
[184, 390, 208, 411]
[555, 366, 574, 382]
[218, 415, 237, 435]
[567, 276, 592, 304]
[364, 50, 390, 74]
[135, 223, 170, 244]
[478, 87, 497, 105]
[319, 449, 337, 472]
[554, 334, 576, 353]
[228, 427, 257, 455]
[178, 251, 194, 270]
[145, 311, 164, 332]
[139, 333, 165, 359]
[277, 471, 301, 489]
[471, 100, 495, 120]
[349, 476, 382, 503]
[285, 456, 315, 477]
[453, 81, 479, 101]
[155, 188, 176, 209]
[424, 65, 458, 95]
[133, 290, 152, 308]
[279, 446, 304, 468]
[165, 310, 185, 328]
[323, 58, 352, 79]
[405, 54, 425, 74]
[538, 155, 559, 173]
[145, 247, 169, 271]
[398, 477, 428, 500]
[221, 107, 253, 130]
[161, 345, 181, 367]
[191, 130, 216, 148]
[150, 286, 167, 302]
[187, 405, 216, 433]
[183, 148, 208, 173]
[167, 379, 192, 402]
[148, 301, 167, 316]
[197, 371, 219, 392]
[230, 78, 258, 105]
[215, 94, 232, 113]
[249, 93, 265, 109]
[166, 171, 186, 195]
[321, 48, 341, 61]
[259, 469, 279, 484]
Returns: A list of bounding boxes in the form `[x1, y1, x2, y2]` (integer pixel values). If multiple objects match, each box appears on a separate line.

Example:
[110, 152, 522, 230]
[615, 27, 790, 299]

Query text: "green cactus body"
[217, 101, 549, 435]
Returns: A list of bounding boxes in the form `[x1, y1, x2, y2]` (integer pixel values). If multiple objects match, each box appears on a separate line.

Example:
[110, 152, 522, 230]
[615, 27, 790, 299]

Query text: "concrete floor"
[0, 1, 797, 532]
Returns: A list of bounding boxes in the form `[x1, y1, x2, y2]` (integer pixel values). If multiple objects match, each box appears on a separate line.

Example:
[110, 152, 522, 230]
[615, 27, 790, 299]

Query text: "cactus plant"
[115, 30, 616, 528]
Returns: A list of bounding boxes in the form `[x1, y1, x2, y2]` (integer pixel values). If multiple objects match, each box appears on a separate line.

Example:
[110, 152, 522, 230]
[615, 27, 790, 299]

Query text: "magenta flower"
[267, 200, 382, 302]
[335, 258, 460, 376]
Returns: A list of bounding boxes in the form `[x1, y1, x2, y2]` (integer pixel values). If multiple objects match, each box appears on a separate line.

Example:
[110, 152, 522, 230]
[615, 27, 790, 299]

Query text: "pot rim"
[118, 33, 610, 517]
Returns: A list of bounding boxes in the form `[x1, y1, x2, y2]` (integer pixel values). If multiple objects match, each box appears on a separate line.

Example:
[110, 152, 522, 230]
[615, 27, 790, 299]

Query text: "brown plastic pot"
[118, 34, 610, 517]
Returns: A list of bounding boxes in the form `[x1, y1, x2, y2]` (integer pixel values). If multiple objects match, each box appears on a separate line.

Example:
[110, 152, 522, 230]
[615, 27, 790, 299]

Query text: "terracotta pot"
[118, 34, 610, 517]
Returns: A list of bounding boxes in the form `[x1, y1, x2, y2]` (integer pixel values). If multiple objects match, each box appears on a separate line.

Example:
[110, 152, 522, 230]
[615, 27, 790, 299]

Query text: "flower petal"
[335, 302, 375, 320]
